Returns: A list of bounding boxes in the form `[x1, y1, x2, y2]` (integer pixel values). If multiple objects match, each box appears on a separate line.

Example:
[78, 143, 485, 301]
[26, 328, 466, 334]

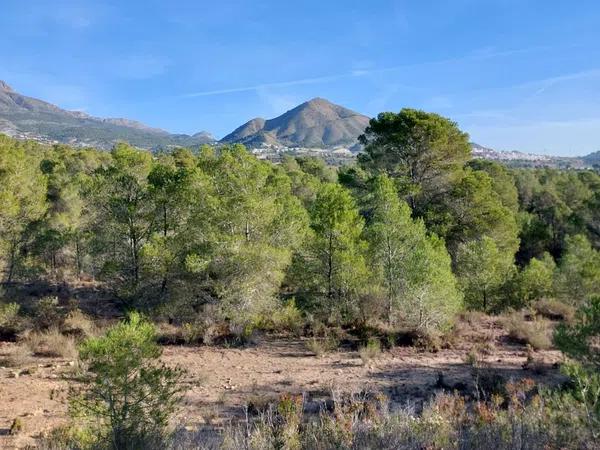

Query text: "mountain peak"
[0, 80, 14, 92]
[221, 98, 369, 148]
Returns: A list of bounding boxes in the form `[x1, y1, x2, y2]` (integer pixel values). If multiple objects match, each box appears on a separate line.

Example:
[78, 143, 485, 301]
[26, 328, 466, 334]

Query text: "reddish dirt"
[0, 317, 565, 449]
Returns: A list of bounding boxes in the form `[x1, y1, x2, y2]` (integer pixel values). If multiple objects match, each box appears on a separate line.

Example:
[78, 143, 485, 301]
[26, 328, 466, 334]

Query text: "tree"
[86, 144, 154, 294]
[193, 145, 309, 324]
[72, 313, 186, 449]
[366, 175, 462, 330]
[429, 168, 520, 260]
[555, 235, 600, 304]
[516, 252, 556, 306]
[296, 183, 368, 321]
[0, 136, 47, 282]
[358, 108, 471, 214]
[455, 236, 515, 311]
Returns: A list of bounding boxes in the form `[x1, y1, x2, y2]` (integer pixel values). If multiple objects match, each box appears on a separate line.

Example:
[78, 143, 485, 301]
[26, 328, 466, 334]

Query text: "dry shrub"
[533, 299, 575, 323]
[24, 327, 78, 359]
[502, 311, 553, 350]
[460, 310, 487, 326]
[33, 296, 66, 331]
[0, 344, 32, 368]
[62, 309, 98, 338]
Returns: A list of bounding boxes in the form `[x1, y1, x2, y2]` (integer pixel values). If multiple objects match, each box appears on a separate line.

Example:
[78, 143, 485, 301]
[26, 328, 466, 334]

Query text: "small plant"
[181, 321, 204, 345]
[269, 299, 304, 335]
[70, 312, 187, 449]
[306, 334, 339, 357]
[358, 337, 382, 364]
[9, 417, 23, 435]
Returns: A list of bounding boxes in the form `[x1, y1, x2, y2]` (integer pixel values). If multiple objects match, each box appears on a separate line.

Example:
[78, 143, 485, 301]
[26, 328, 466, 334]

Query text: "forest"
[1, 109, 600, 449]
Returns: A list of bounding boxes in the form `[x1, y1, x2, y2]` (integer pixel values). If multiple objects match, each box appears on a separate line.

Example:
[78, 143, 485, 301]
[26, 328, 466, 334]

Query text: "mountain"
[0, 80, 214, 150]
[221, 98, 370, 148]
[583, 151, 600, 166]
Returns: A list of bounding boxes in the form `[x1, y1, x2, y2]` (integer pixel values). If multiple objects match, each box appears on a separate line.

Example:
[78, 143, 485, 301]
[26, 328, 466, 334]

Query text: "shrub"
[0, 344, 32, 367]
[62, 309, 98, 338]
[306, 335, 339, 357]
[502, 311, 552, 350]
[358, 338, 381, 364]
[33, 296, 65, 330]
[0, 302, 24, 340]
[534, 299, 576, 322]
[24, 327, 78, 359]
[70, 312, 187, 449]
[268, 299, 305, 335]
[554, 295, 600, 370]
[181, 321, 204, 345]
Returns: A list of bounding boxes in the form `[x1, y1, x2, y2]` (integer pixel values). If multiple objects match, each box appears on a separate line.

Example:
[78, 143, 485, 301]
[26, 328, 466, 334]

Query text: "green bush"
[70, 312, 187, 449]
[0, 302, 24, 339]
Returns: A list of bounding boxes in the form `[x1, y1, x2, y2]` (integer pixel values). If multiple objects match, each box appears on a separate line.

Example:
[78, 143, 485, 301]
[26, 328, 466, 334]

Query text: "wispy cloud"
[181, 73, 358, 98]
[180, 44, 564, 99]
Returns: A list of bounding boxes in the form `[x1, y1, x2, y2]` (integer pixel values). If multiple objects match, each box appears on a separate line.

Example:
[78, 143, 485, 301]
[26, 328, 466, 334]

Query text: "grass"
[0, 344, 32, 368]
[63, 309, 99, 338]
[24, 327, 78, 359]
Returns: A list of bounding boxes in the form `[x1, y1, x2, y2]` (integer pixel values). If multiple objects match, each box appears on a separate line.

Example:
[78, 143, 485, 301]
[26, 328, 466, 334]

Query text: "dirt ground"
[0, 317, 566, 449]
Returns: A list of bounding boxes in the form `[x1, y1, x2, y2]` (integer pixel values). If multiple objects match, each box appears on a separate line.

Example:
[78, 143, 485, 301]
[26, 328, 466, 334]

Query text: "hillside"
[221, 97, 370, 148]
[0, 80, 214, 150]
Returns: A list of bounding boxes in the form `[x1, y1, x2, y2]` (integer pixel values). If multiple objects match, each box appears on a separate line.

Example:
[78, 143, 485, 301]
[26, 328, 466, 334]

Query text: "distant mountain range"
[1, 79, 598, 168]
[221, 97, 370, 149]
[0, 80, 214, 150]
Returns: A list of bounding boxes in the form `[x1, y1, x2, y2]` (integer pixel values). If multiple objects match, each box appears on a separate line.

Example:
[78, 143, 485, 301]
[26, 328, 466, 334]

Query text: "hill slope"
[0, 80, 214, 150]
[221, 98, 370, 148]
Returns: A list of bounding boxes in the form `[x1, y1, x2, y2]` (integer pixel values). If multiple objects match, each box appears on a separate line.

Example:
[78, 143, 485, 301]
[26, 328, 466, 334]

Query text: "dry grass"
[24, 327, 78, 359]
[0, 344, 32, 368]
[502, 311, 552, 350]
[533, 299, 576, 323]
[62, 309, 99, 338]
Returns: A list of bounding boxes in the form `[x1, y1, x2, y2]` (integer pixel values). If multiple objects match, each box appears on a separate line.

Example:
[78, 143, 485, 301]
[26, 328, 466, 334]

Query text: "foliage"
[358, 108, 471, 215]
[366, 175, 462, 331]
[555, 235, 600, 304]
[454, 237, 514, 311]
[292, 183, 369, 322]
[554, 295, 600, 370]
[71, 312, 187, 449]
[515, 252, 556, 306]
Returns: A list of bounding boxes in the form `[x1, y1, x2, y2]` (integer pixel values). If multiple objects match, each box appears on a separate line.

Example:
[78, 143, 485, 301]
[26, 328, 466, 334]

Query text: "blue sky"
[2, 0, 600, 155]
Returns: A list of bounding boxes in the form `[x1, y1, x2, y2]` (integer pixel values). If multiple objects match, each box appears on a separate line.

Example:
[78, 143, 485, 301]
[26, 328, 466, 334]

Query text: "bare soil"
[0, 316, 566, 449]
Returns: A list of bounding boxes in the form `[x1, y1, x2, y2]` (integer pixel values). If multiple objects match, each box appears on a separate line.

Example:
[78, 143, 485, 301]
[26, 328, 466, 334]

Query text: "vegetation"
[70, 313, 186, 449]
[1, 105, 600, 448]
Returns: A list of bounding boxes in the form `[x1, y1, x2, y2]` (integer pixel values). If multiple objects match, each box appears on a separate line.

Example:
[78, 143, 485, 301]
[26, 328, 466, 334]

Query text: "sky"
[1, 0, 600, 156]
